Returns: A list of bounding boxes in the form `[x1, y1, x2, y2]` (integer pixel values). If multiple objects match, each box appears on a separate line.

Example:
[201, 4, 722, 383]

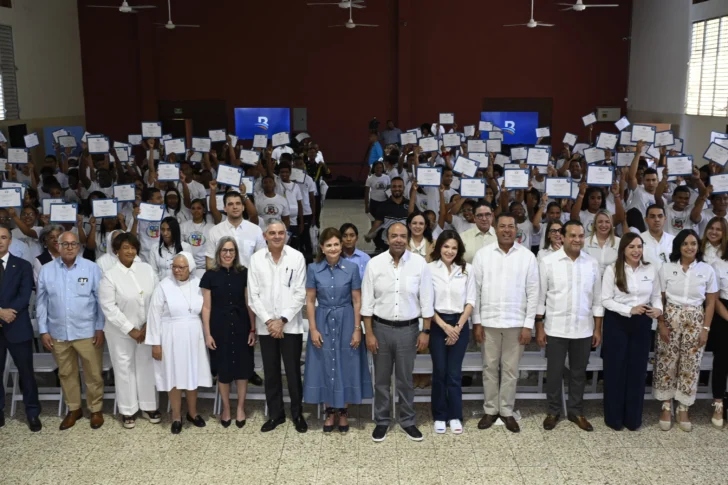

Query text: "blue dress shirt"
[342, 248, 371, 281]
[368, 142, 383, 165]
[37, 255, 104, 340]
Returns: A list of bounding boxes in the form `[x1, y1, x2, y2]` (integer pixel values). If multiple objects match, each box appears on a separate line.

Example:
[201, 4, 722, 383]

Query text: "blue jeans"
[429, 313, 469, 421]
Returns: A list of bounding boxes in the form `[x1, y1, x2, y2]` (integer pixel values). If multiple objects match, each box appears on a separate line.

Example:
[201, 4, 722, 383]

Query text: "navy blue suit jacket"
[0, 254, 34, 343]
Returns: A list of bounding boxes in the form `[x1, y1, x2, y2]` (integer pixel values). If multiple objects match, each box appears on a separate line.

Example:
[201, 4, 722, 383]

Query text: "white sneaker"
[659, 401, 672, 431]
[434, 420, 447, 434]
[711, 401, 724, 429]
[449, 419, 463, 434]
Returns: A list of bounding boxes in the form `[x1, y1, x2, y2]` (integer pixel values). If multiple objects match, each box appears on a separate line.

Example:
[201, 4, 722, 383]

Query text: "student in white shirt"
[8, 206, 43, 264]
[657, 185, 702, 236]
[472, 213, 539, 433]
[277, 163, 304, 248]
[427, 230, 475, 435]
[440, 196, 476, 234]
[696, 191, 728, 237]
[709, 243, 728, 428]
[292, 155, 317, 259]
[537, 220, 603, 432]
[626, 141, 660, 215]
[205, 190, 265, 270]
[700, 216, 727, 265]
[584, 209, 620, 277]
[571, 183, 625, 236]
[654, 229, 718, 432]
[255, 176, 290, 230]
[163, 188, 192, 225]
[641, 205, 674, 270]
[538, 220, 563, 263]
[148, 217, 192, 281]
[407, 212, 433, 260]
[601, 233, 662, 431]
[365, 161, 391, 223]
[130, 187, 164, 263]
[180, 199, 218, 278]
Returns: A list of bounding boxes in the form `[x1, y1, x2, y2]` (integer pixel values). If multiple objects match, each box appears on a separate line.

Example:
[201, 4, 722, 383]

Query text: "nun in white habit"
[146, 251, 212, 434]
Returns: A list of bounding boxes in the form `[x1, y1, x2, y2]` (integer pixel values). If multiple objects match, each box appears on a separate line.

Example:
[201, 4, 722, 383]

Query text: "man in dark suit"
[0, 225, 41, 432]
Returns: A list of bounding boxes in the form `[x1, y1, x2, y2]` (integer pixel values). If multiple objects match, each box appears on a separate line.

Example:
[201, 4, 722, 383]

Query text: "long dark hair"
[158, 216, 183, 256]
[669, 229, 703, 263]
[614, 233, 648, 294]
[407, 211, 433, 243]
[430, 230, 467, 274]
[164, 187, 183, 216]
[543, 220, 563, 250]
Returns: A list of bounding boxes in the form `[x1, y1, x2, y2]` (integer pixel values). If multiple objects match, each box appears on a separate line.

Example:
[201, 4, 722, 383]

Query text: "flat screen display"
[480, 111, 539, 145]
[234, 108, 291, 139]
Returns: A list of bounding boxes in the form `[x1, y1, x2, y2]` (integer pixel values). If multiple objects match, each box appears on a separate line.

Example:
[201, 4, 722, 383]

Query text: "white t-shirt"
[516, 219, 533, 248]
[280, 182, 303, 227]
[180, 220, 213, 272]
[136, 220, 161, 263]
[295, 174, 317, 217]
[664, 203, 698, 236]
[366, 174, 391, 202]
[81, 181, 114, 199]
[255, 194, 290, 228]
[12, 227, 42, 264]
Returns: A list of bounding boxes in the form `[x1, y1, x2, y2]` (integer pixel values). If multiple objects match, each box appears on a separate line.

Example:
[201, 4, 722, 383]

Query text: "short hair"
[264, 219, 286, 232]
[339, 223, 359, 237]
[669, 229, 703, 263]
[494, 212, 516, 226]
[112, 232, 141, 254]
[59, 231, 79, 242]
[561, 220, 584, 236]
[672, 185, 690, 198]
[223, 191, 243, 206]
[645, 204, 664, 217]
[386, 221, 407, 239]
[0, 226, 11, 238]
[390, 176, 404, 185]
[143, 187, 161, 202]
[643, 168, 658, 177]
[315, 227, 342, 263]
[210, 236, 245, 272]
[279, 153, 293, 164]
[279, 161, 292, 172]
[546, 201, 562, 213]
[474, 201, 493, 213]
[40, 224, 64, 248]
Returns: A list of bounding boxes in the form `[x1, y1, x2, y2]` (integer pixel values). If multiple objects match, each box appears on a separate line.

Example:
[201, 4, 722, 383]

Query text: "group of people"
[0, 118, 726, 444]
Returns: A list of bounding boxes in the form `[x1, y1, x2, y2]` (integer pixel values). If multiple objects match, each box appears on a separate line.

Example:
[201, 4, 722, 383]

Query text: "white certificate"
[272, 132, 290, 147]
[8, 148, 28, 164]
[141, 122, 162, 138]
[0, 158, 6, 172]
[206, 194, 226, 213]
[504, 169, 530, 190]
[59, 136, 77, 148]
[711, 174, 728, 194]
[50, 203, 77, 223]
[295, 132, 310, 143]
[24, 132, 40, 148]
[113, 184, 136, 202]
[192, 137, 211, 153]
[439, 113, 455, 125]
[510, 146, 528, 160]
[42, 198, 64, 215]
[704, 142, 728, 166]
[87, 136, 110, 154]
[0, 131, 6, 143]
[573, 143, 590, 155]
[92, 198, 119, 219]
[153, 149, 160, 160]
[619, 130, 636, 146]
[488, 131, 504, 141]
[229, 135, 239, 148]
[584, 147, 606, 165]
[596, 133, 618, 150]
[161, 134, 173, 141]
[442, 133, 460, 148]
[666, 156, 693, 176]
[526, 148, 549, 166]
[479, 121, 493, 132]
[486, 140, 502, 153]
[189, 152, 202, 163]
[81, 131, 91, 143]
[0, 188, 21, 208]
[408, 128, 422, 139]
[138, 203, 164, 222]
[495, 154, 511, 166]
[504, 163, 522, 170]
[463, 125, 475, 137]
[240, 150, 260, 166]
[417, 167, 442, 187]
[52, 129, 68, 143]
[453, 156, 479, 178]
[470, 152, 489, 168]
[545, 178, 572, 199]
[253, 134, 268, 149]
[717, 138, 728, 149]
[536, 127, 550, 138]
[582, 112, 597, 126]
[467, 139, 486, 153]
[240, 176, 254, 195]
[631, 124, 656, 143]
[216, 164, 243, 187]
[164, 138, 186, 155]
[669, 138, 684, 153]
[400, 132, 417, 145]
[615, 116, 630, 132]
[711, 131, 728, 143]
[563, 133, 577, 147]
[114, 147, 129, 162]
[128, 134, 143, 146]
[654, 131, 675, 148]
[157, 163, 180, 181]
[419, 136, 439, 153]
[616, 152, 633, 167]
[460, 178, 485, 198]
[209, 129, 226, 143]
[291, 168, 306, 183]
[646, 144, 661, 160]
[586, 166, 614, 186]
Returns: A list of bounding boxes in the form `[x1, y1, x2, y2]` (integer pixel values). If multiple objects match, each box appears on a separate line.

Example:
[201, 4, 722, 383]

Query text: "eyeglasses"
[220, 248, 236, 254]
[172, 265, 189, 271]
[59, 242, 79, 249]
[475, 213, 492, 219]
[548, 229, 562, 234]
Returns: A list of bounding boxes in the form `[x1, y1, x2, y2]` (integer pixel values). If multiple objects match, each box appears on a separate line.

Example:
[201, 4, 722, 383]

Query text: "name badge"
[78, 277, 88, 286]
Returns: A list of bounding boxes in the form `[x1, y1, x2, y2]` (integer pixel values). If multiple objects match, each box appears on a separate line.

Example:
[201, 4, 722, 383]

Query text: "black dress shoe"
[235, 419, 246, 429]
[186, 413, 206, 428]
[171, 421, 182, 434]
[294, 415, 308, 433]
[220, 419, 231, 428]
[260, 416, 286, 432]
[250, 373, 263, 386]
[27, 416, 42, 433]
[0, 413, 5, 428]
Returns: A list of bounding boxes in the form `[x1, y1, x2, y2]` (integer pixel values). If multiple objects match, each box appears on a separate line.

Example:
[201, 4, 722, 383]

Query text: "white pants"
[105, 325, 159, 416]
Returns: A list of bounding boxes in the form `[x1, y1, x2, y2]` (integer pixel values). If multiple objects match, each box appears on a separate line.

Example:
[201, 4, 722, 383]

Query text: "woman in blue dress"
[303, 227, 373, 433]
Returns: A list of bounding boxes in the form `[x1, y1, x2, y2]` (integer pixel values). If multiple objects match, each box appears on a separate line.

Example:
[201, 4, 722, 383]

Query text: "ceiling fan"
[155, 0, 200, 30]
[308, 0, 365, 9]
[329, 4, 377, 28]
[87, 1, 156, 13]
[558, 1, 618, 11]
[504, 0, 554, 28]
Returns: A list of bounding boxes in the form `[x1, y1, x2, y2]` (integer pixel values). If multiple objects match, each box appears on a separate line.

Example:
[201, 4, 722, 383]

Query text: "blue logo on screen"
[235, 108, 291, 140]
[480, 112, 538, 145]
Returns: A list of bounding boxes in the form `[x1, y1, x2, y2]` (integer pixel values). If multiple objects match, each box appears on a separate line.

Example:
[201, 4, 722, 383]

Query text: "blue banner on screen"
[480, 112, 539, 145]
[234, 108, 291, 140]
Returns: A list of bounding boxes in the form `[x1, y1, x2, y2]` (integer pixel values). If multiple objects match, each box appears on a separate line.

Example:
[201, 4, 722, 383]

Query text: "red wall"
[77, 0, 632, 179]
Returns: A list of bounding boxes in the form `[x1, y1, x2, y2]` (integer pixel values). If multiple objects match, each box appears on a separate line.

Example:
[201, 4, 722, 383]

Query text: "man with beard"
[364, 177, 409, 251]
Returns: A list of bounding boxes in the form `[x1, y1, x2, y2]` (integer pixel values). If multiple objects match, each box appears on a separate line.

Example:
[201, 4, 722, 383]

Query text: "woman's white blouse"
[428, 260, 476, 314]
[704, 244, 721, 265]
[711, 258, 728, 300]
[148, 241, 193, 281]
[660, 261, 718, 307]
[99, 261, 159, 334]
[584, 235, 620, 276]
[601, 263, 663, 317]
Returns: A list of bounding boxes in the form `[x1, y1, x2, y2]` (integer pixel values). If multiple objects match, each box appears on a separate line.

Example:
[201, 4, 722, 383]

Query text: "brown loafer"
[568, 415, 593, 432]
[543, 414, 560, 430]
[89, 412, 104, 429]
[59, 409, 83, 431]
[477, 414, 499, 430]
[502, 416, 520, 433]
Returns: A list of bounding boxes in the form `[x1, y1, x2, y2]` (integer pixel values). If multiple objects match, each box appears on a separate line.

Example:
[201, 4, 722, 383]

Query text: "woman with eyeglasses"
[537, 220, 563, 263]
[147, 251, 212, 434]
[148, 216, 192, 281]
[200, 237, 256, 428]
[99, 232, 161, 429]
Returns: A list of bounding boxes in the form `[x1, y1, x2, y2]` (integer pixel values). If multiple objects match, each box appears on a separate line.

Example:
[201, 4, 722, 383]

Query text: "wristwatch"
[422, 328, 430, 335]
[281, 317, 288, 324]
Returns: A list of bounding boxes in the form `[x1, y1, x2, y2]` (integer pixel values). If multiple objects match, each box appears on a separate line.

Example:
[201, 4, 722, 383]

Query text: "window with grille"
[686, 16, 728, 117]
[0, 24, 19, 120]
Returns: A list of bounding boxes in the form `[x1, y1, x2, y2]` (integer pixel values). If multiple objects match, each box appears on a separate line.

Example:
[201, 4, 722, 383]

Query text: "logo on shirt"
[516, 228, 525, 244]
[503, 120, 516, 136]
[672, 217, 685, 230]
[256, 116, 269, 130]
[147, 224, 160, 238]
[374, 182, 387, 191]
[188, 231, 206, 247]
[263, 204, 280, 216]
[78, 277, 88, 286]
[586, 220, 595, 234]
